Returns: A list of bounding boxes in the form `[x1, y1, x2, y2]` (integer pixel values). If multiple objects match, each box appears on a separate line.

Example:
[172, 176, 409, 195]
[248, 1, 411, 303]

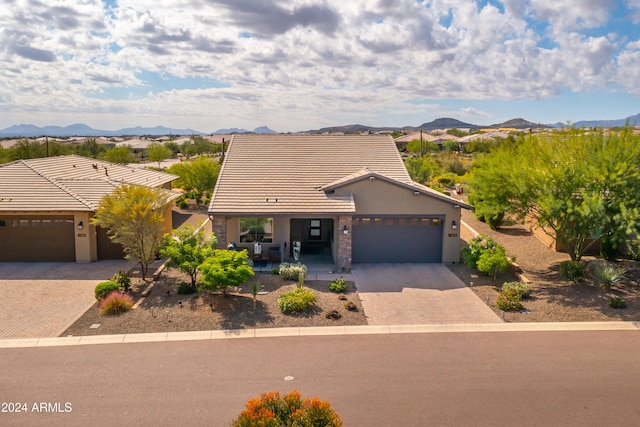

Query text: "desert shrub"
[591, 261, 626, 290]
[495, 287, 523, 311]
[502, 281, 531, 299]
[609, 296, 626, 309]
[344, 301, 358, 311]
[175, 196, 188, 209]
[231, 390, 342, 427]
[328, 277, 347, 293]
[325, 309, 342, 319]
[279, 262, 307, 280]
[338, 294, 348, 301]
[177, 282, 196, 295]
[271, 268, 280, 275]
[559, 260, 585, 283]
[112, 269, 131, 292]
[476, 245, 511, 280]
[626, 240, 640, 261]
[462, 234, 499, 269]
[99, 291, 133, 315]
[278, 288, 316, 313]
[94, 280, 120, 301]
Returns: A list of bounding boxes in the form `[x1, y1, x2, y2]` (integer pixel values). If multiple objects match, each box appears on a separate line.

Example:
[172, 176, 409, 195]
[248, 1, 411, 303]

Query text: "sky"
[1, 0, 639, 133]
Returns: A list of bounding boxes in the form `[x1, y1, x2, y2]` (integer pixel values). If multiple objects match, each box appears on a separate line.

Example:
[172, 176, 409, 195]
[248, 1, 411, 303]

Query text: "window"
[239, 218, 273, 243]
[309, 220, 321, 240]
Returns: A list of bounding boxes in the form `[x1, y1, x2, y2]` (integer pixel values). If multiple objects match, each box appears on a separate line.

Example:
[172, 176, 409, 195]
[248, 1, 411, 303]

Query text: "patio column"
[211, 216, 227, 249]
[337, 215, 352, 271]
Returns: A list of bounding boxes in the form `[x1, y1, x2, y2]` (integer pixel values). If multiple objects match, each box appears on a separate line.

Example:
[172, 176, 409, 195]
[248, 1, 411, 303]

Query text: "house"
[208, 134, 472, 270]
[394, 132, 460, 151]
[0, 155, 178, 262]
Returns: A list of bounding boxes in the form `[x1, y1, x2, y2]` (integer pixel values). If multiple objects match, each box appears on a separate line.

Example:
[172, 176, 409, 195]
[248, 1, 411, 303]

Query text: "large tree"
[92, 185, 172, 279]
[468, 128, 640, 261]
[160, 224, 217, 291]
[167, 156, 221, 203]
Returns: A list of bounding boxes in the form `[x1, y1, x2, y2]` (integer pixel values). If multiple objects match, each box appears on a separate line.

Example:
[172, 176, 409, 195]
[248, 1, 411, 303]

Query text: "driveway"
[0, 261, 130, 339]
[352, 264, 501, 324]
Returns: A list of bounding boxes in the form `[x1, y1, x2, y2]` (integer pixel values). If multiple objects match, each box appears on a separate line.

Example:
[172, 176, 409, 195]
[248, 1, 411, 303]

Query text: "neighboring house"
[208, 134, 472, 270]
[0, 155, 178, 262]
[394, 132, 460, 151]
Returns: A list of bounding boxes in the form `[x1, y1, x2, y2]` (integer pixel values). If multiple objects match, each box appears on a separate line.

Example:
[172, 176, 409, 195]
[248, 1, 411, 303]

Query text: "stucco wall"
[336, 178, 463, 263]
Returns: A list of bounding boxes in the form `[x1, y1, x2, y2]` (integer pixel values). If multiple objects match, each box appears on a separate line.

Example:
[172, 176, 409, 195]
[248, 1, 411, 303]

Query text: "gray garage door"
[0, 216, 75, 262]
[352, 216, 443, 263]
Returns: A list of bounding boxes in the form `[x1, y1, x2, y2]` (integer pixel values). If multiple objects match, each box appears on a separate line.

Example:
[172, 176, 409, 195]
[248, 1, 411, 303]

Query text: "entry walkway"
[352, 264, 502, 324]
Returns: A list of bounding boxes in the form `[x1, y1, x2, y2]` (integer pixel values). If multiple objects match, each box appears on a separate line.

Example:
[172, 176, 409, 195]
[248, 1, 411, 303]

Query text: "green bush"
[278, 288, 317, 313]
[591, 261, 626, 290]
[609, 296, 626, 309]
[476, 245, 511, 280]
[502, 281, 531, 299]
[328, 277, 347, 293]
[98, 291, 133, 315]
[112, 269, 131, 292]
[177, 282, 196, 295]
[95, 280, 120, 301]
[495, 287, 523, 311]
[462, 234, 499, 269]
[626, 240, 640, 261]
[175, 196, 188, 209]
[271, 268, 280, 275]
[559, 260, 585, 283]
[279, 262, 307, 280]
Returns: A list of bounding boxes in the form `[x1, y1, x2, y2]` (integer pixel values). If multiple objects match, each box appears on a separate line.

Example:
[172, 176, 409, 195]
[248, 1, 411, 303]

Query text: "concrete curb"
[1, 322, 638, 348]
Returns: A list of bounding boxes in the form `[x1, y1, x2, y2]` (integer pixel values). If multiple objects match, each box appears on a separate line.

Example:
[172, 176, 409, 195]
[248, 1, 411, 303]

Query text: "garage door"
[0, 216, 75, 262]
[352, 216, 443, 263]
[97, 226, 125, 260]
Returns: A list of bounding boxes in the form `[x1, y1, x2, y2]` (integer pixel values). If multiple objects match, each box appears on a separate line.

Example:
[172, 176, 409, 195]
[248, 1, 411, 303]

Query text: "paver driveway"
[352, 264, 501, 324]
[0, 261, 130, 339]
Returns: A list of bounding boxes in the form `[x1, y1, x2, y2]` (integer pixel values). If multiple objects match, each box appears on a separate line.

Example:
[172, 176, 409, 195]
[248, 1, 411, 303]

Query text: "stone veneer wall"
[337, 215, 352, 271]
[211, 216, 227, 249]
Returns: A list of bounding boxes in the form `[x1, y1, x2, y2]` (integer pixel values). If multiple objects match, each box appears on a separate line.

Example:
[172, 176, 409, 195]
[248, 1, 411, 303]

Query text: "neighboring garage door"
[352, 216, 443, 263]
[97, 226, 125, 260]
[0, 216, 75, 262]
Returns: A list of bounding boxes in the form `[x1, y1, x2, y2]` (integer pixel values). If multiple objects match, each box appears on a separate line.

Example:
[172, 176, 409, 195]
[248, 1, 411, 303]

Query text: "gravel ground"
[457, 207, 640, 322]
[62, 269, 366, 336]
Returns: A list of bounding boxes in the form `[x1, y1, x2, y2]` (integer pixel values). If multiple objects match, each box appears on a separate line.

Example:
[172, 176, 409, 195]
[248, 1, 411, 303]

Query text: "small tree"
[147, 142, 173, 168]
[102, 145, 135, 164]
[160, 225, 217, 291]
[476, 245, 511, 282]
[92, 184, 171, 279]
[198, 250, 254, 296]
[167, 157, 220, 204]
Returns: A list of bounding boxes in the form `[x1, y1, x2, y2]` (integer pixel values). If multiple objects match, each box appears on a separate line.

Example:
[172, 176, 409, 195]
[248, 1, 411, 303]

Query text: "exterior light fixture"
[343, 225, 349, 235]
[77, 221, 83, 230]
[451, 220, 457, 230]
[413, 191, 420, 195]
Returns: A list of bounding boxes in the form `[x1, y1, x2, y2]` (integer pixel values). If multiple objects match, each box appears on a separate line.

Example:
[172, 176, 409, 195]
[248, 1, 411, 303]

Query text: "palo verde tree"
[468, 128, 640, 261]
[198, 249, 254, 297]
[160, 224, 217, 291]
[92, 184, 172, 279]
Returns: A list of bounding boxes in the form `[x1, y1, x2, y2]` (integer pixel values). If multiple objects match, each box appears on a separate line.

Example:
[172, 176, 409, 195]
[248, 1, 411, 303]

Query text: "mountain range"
[0, 113, 637, 138]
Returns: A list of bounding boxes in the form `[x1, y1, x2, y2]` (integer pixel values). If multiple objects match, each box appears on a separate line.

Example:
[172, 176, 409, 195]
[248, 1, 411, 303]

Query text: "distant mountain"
[572, 112, 640, 128]
[213, 127, 250, 134]
[488, 118, 541, 129]
[0, 123, 205, 138]
[415, 117, 479, 130]
[253, 125, 277, 134]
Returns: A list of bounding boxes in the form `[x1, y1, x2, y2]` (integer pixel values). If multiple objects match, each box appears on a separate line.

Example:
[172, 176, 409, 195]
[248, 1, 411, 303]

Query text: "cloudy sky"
[1, 0, 639, 132]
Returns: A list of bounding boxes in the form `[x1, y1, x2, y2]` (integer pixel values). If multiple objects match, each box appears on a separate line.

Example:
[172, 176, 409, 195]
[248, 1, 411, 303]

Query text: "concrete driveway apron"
[352, 264, 501, 324]
[0, 260, 130, 339]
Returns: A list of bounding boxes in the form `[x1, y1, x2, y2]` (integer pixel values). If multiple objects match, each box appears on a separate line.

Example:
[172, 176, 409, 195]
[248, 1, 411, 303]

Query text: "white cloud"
[0, 0, 637, 130]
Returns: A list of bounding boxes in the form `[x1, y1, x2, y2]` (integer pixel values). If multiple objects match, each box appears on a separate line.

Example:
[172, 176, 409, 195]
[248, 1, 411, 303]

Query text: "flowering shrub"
[98, 291, 133, 315]
[344, 301, 358, 311]
[231, 390, 342, 427]
[278, 263, 307, 280]
[112, 269, 131, 292]
[278, 288, 316, 313]
[325, 309, 342, 319]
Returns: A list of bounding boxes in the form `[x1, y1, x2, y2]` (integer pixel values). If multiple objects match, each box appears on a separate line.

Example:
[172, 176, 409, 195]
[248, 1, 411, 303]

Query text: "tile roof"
[209, 134, 456, 215]
[0, 155, 178, 212]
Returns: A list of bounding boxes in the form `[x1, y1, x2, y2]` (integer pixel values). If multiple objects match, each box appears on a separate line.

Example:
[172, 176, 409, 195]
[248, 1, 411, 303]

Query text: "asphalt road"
[1, 330, 640, 426]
